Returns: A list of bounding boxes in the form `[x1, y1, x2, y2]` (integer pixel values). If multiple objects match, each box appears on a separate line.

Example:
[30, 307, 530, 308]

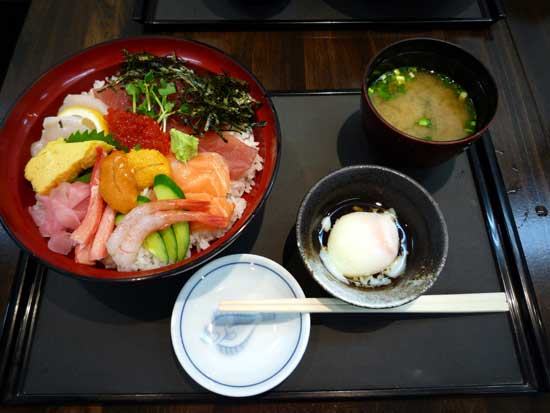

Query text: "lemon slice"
[58, 106, 109, 133]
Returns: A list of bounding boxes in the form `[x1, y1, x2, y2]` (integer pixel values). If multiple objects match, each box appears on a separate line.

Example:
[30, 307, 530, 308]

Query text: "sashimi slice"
[169, 153, 230, 197]
[166, 120, 258, 180]
[186, 192, 234, 231]
[48, 231, 74, 255]
[198, 131, 258, 180]
[31, 115, 91, 156]
[29, 182, 91, 247]
[93, 86, 131, 111]
[71, 147, 106, 246]
[89, 205, 116, 261]
[49, 182, 90, 209]
[59, 93, 109, 115]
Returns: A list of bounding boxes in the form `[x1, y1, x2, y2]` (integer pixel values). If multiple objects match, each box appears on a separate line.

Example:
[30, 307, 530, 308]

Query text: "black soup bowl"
[361, 38, 498, 166]
[296, 165, 448, 308]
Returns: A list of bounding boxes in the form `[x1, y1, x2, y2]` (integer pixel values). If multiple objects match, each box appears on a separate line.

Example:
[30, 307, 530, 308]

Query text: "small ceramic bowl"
[361, 38, 498, 166]
[296, 165, 448, 308]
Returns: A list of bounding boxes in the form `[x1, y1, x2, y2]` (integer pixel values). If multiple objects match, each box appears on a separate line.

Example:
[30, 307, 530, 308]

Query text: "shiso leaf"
[65, 130, 124, 150]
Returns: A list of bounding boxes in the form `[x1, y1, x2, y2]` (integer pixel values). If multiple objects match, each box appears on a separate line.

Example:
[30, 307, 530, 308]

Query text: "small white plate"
[171, 254, 310, 397]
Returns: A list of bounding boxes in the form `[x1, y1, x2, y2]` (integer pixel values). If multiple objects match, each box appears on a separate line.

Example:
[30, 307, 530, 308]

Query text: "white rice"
[120, 247, 164, 272]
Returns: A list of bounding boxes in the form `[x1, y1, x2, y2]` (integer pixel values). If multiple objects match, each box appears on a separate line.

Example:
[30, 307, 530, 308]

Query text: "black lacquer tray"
[0, 91, 545, 404]
[133, 0, 505, 30]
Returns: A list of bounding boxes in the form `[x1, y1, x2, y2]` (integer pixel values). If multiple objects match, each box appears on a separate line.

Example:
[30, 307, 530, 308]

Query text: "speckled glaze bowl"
[296, 165, 448, 308]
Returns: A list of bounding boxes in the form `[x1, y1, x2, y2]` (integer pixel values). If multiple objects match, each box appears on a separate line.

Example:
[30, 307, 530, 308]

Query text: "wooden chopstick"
[218, 293, 509, 314]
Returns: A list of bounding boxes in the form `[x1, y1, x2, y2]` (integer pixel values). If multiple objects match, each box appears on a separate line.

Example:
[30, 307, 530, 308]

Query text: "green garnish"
[103, 50, 265, 140]
[137, 195, 151, 204]
[423, 136, 433, 141]
[170, 128, 199, 162]
[65, 130, 124, 150]
[368, 66, 418, 100]
[72, 170, 92, 183]
[416, 117, 432, 127]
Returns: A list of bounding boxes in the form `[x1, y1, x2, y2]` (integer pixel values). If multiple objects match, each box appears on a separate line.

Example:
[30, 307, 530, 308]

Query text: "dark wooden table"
[1, 0, 550, 411]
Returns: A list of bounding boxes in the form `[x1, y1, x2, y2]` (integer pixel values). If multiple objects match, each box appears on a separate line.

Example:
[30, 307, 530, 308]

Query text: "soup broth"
[368, 68, 476, 141]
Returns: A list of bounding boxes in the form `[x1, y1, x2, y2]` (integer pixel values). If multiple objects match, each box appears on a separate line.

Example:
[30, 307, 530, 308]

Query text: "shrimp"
[106, 199, 210, 255]
[108, 210, 226, 269]
[71, 147, 106, 246]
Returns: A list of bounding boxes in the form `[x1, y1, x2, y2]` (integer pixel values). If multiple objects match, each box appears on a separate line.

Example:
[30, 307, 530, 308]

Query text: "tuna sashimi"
[169, 153, 230, 197]
[89, 205, 116, 261]
[185, 192, 234, 231]
[198, 132, 258, 180]
[71, 148, 106, 246]
[93, 86, 131, 111]
[166, 119, 258, 180]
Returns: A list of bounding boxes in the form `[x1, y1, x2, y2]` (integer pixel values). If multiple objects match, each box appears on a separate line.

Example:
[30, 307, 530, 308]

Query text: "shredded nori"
[103, 50, 265, 140]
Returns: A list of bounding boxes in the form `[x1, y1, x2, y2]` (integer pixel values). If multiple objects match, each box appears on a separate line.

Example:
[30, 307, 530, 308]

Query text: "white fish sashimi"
[30, 115, 90, 156]
[58, 93, 108, 115]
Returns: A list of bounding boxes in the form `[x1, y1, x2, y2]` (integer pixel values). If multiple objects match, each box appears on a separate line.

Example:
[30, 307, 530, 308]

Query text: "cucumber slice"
[159, 227, 178, 263]
[154, 174, 184, 199]
[115, 213, 125, 225]
[142, 232, 169, 264]
[173, 222, 190, 261]
[137, 195, 151, 204]
[153, 174, 190, 262]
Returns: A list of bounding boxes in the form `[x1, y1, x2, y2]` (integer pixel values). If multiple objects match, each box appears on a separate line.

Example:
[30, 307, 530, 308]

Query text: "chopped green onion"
[459, 91, 468, 101]
[416, 117, 432, 127]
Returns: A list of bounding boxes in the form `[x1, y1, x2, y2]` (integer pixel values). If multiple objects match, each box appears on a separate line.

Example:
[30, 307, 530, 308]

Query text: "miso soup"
[368, 67, 476, 141]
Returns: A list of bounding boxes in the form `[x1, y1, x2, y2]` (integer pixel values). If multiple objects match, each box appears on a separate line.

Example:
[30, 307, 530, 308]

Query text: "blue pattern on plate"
[202, 312, 276, 356]
[179, 261, 303, 388]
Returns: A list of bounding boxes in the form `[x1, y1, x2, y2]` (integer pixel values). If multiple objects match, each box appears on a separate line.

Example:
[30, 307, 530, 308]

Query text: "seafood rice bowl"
[21, 49, 267, 273]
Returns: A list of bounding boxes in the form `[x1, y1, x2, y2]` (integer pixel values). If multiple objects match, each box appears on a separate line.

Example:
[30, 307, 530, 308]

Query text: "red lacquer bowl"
[0, 37, 281, 281]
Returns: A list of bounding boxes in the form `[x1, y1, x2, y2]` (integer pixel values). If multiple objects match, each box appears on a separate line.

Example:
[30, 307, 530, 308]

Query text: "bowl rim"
[361, 37, 498, 147]
[0, 35, 282, 283]
[295, 164, 449, 308]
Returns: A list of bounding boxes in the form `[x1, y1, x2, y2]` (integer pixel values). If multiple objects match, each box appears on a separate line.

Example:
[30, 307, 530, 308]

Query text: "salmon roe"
[105, 109, 170, 154]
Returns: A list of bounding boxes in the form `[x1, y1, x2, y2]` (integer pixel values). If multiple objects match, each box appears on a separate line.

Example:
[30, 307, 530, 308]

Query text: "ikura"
[105, 109, 170, 154]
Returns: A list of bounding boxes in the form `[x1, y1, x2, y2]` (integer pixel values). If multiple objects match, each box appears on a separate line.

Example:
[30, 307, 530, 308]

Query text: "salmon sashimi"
[108, 210, 227, 269]
[89, 205, 116, 261]
[71, 147, 106, 246]
[198, 131, 258, 180]
[186, 192, 235, 231]
[166, 119, 258, 180]
[169, 153, 230, 197]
